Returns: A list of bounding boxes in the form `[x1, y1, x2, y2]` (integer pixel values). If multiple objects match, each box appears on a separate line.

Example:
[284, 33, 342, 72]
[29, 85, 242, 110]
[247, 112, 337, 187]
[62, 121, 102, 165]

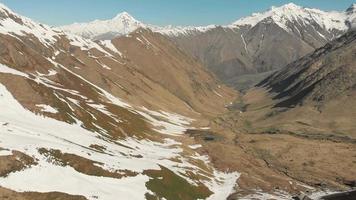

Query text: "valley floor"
[186, 88, 356, 199]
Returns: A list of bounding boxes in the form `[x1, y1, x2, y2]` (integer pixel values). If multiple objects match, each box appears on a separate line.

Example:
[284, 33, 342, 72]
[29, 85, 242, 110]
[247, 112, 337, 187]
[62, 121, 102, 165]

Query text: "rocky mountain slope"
[0, 3, 239, 200]
[240, 28, 356, 139]
[258, 30, 356, 109]
[60, 3, 356, 90]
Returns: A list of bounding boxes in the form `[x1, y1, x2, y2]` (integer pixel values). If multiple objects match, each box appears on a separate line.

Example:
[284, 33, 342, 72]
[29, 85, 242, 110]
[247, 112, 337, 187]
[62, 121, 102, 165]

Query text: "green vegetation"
[144, 166, 212, 200]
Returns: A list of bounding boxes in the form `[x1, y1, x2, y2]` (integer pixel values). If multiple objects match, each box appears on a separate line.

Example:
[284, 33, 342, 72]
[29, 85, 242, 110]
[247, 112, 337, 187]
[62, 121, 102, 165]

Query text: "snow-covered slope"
[0, 2, 116, 55]
[0, 3, 61, 46]
[0, 2, 241, 199]
[0, 80, 238, 200]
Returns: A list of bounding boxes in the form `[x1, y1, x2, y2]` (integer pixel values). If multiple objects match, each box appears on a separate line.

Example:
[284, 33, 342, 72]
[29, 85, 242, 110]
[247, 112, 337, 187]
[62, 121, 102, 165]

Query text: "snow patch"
[188, 144, 202, 149]
[99, 40, 122, 56]
[137, 107, 193, 136]
[0, 149, 12, 156]
[0, 161, 149, 200]
[0, 63, 29, 77]
[36, 104, 58, 114]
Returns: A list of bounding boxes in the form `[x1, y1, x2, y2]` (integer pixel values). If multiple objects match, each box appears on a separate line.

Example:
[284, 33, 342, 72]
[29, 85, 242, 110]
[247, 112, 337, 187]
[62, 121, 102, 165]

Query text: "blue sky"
[0, 0, 355, 26]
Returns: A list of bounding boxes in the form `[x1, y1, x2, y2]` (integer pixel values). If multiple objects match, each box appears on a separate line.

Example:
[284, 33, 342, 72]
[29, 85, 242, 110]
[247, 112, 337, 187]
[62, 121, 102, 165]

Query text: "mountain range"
[61, 3, 356, 90]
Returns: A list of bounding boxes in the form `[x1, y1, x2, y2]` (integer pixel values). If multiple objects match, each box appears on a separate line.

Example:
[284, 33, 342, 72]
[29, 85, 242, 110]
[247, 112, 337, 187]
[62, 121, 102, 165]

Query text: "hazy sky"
[0, 0, 355, 26]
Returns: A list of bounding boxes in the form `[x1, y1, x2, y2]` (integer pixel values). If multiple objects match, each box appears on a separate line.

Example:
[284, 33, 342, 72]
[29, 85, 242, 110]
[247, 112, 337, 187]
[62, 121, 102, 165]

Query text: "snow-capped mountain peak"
[232, 3, 348, 32]
[271, 2, 301, 10]
[113, 11, 135, 21]
[60, 9, 220, 38]
[233, 3, 304, 27]
[60, 11, 145, 40]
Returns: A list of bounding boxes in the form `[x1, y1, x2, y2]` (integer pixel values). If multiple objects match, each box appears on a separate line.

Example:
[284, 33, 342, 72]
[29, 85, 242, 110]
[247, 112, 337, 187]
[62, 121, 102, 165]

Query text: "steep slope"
[167, 22, 315, 90]
[0, 4, 239, 200]
[105, 28, 235, 116]
[240, 29, 356, 139]
[258, 30, 356, 108]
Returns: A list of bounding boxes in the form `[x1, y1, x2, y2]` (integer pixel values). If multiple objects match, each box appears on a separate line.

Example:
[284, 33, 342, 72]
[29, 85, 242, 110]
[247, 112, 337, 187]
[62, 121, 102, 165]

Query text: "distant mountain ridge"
[60, 3, 355, 39]
[61, 3, 356, 90]
[60, 12, 221, 40]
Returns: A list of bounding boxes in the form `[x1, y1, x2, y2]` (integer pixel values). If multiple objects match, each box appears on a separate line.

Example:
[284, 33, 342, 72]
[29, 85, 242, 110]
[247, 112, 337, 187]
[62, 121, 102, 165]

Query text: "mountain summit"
[60, 11, 145, 40]
[232, 3, 348, 32]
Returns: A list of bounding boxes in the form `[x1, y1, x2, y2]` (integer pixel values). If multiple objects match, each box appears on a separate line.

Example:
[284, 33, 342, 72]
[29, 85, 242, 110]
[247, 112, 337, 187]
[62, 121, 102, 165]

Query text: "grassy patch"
[144, 166, 212, 200]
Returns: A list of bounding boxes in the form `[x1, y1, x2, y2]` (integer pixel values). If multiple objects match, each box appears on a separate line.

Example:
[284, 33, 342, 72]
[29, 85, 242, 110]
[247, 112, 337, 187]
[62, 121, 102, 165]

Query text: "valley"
[0, 1, 355, 200]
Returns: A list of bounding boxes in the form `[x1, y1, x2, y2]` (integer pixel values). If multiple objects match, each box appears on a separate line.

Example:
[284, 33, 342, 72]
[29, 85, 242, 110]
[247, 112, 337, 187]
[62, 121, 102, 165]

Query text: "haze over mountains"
[0, 1, 356, 200]
[61, 3, 356, 90]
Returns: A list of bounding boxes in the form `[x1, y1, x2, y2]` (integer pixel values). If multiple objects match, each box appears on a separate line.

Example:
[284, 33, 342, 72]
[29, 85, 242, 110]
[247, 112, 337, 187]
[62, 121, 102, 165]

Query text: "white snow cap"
[60, 12, 145, 39]
[112, 11, 135, 21]
[232, 2, 349, 32]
